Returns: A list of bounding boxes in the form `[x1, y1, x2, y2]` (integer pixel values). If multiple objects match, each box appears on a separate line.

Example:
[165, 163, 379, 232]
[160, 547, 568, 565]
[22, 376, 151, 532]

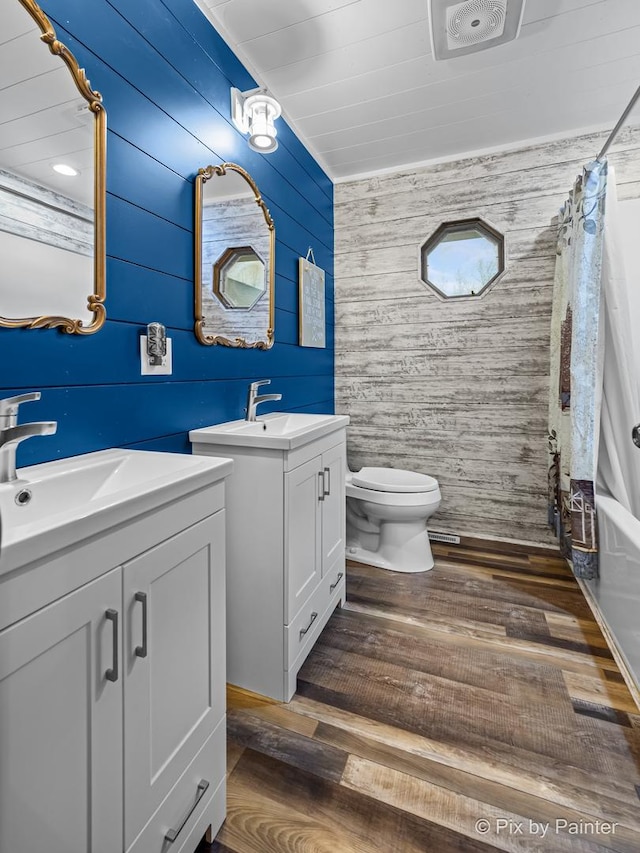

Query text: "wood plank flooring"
[200, 543, 640, 853]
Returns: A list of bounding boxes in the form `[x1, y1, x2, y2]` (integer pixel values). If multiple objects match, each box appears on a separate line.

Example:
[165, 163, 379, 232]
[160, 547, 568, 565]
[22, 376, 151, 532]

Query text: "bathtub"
[579, 494, 640, 706]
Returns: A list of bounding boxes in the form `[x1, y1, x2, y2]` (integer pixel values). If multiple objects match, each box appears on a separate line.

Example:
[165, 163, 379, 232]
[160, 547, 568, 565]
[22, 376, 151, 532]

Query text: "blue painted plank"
[43, 26, 239, 172]
[264, 196, 333, 271]
[104, 179, 333, 315]
[273, 248, 335, 310]
[106, 258, 194, 329]
[107, 0, 238, 117]
[125, 432, 192, 454]
[104, 158, 333, 290]
[8, 374, 335, 467]
[293, 398, 336, 416]
[106, 253, 334, 336]
[113, 251, 332, 337]
[107, 133, 192, 228]
[107, 195, 192, 279]
[274, 308, 298, 345]
[155, 0, 255, 92]
[0, 322, 333, 388]
[277, 248, 333, 301]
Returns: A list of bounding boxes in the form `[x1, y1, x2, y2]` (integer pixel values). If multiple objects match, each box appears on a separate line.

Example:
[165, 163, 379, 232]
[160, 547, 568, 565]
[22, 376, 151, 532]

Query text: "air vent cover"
[429, 0, 525, 60]
[446, 0, 506, 49]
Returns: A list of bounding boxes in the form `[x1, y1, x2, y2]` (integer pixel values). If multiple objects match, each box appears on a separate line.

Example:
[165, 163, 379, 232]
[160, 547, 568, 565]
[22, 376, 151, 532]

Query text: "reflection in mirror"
[214, 246, 266, 310]
[194, 163, 274, 349]
[0, 0, 106, 333]
[420, 218, 505, 299]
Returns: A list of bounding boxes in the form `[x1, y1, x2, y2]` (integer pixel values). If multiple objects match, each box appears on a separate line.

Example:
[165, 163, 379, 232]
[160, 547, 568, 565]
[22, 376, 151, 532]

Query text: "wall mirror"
[0, 0, 106, 334]
[194, 163, 274, 349]
[420, 218, 505, 299]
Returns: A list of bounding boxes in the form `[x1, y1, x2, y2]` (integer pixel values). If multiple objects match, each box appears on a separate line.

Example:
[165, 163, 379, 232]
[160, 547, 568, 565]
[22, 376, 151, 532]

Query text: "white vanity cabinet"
[0, 451, 232, 853]
[123, 513, 226, 853]
[190, 414, 348, 702]
[0, 568, 124, 853]
[285, 440, 346, 619]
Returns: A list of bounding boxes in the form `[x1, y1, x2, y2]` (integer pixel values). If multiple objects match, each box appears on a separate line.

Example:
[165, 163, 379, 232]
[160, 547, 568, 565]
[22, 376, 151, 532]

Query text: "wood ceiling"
[195, 0, 640, 179]
[0, 2, 93, 204]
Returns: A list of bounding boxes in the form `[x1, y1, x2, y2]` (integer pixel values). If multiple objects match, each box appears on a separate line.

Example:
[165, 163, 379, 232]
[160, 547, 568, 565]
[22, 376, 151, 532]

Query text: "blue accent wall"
[0, 0, 334, 466]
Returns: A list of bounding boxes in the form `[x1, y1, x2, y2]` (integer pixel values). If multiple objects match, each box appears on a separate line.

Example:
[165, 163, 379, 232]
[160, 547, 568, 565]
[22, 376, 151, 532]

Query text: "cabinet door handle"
[164, 779, 210, 844]
[105, 609, 119, 682]
[318, 470, 325, 502]
[299, 611, 318, 639]
[134, 592, 148, 658]
[330, 572, 344, 593]
[323, 466, 331, 496]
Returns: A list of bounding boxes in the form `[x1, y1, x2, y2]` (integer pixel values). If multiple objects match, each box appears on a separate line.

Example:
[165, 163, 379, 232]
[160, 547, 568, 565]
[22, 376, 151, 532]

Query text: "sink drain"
[15, 488, 32, 506]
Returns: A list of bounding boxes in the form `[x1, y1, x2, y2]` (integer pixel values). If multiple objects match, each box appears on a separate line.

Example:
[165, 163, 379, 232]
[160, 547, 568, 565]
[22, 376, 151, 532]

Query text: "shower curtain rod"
[596, 83, 640, 161]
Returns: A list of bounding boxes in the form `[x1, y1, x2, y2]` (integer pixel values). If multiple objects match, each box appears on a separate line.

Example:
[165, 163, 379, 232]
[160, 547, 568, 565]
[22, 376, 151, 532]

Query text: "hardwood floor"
[200, 543, 640, 852]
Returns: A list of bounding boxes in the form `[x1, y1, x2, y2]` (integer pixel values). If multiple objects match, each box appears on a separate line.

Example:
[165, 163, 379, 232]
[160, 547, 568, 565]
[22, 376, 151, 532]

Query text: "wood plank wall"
[0, 169, 92, 256]
[0, 0, 333, 467]
[201, 195, 271, 342]
[334, 125, 640, 545]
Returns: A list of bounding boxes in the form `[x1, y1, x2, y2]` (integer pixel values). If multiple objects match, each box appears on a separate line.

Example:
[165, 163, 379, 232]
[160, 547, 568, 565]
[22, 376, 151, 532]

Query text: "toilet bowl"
[345, 467, 441, 573]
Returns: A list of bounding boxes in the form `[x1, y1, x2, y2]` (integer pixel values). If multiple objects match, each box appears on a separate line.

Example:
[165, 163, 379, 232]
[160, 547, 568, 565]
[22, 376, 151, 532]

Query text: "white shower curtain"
[548, 160, 608, 579]
[597, 168, 640, 520]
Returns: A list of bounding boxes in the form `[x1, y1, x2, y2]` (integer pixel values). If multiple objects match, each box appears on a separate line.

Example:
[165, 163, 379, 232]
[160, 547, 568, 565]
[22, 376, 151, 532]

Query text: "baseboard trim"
[431, 531, 562, 559]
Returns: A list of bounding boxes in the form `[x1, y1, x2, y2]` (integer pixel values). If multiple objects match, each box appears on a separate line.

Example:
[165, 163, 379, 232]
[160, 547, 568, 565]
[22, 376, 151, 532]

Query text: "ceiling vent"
[429, 0, 526, 60]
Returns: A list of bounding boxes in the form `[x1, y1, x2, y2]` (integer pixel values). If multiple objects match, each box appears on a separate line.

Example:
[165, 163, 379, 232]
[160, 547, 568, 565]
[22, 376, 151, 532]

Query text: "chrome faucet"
[245, 380, 282, 422]
[0, 393, 57, 483]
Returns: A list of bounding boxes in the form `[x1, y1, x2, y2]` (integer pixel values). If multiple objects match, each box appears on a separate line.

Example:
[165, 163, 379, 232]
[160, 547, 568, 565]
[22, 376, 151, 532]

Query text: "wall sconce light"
[230, 87, 281, 153]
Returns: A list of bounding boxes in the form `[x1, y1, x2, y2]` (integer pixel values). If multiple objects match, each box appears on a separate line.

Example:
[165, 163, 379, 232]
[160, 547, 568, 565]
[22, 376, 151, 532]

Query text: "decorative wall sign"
[298, 249, 325, 348]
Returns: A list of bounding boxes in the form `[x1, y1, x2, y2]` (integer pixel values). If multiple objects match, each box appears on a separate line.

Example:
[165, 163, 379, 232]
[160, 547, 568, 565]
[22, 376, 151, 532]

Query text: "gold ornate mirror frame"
[194, 163, 275, 349]
[0, 0, 106, 334]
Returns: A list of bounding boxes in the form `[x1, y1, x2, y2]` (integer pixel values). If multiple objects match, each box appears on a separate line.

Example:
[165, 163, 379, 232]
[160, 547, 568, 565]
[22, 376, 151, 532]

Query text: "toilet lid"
[351, 467, 439, 493]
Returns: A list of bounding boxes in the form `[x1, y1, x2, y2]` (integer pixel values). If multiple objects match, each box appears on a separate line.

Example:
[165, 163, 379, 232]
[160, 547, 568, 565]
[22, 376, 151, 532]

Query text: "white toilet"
[345, 467, 441, 573]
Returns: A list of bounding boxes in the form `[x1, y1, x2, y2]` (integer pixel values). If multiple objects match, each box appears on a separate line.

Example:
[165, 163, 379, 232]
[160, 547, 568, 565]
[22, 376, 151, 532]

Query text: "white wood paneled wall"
[201, 195, 271, 341]
[0, 168, 92, 256]
[334, 126, 640, 545]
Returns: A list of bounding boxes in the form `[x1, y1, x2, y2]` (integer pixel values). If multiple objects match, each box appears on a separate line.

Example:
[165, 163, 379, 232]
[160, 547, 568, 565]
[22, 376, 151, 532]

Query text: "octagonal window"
[420, 218, 505, 299]
[213, 245, 266, 310]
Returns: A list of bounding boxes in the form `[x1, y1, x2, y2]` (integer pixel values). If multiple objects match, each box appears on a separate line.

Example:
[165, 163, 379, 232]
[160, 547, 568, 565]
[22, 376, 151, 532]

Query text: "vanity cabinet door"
[320, 440, 346, 577]
[0, 568, 123, 853]
[285, 455, 323, 622]
[123, 513, 226, 850]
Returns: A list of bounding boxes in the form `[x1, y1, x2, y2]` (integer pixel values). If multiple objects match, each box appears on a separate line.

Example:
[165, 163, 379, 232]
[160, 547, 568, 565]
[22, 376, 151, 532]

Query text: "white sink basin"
[0, 448, 233, 575]
[190, 412, 349, 451]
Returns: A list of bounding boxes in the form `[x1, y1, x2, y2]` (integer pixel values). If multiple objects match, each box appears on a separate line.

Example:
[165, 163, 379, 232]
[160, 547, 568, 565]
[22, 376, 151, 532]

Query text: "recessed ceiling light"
[52, 163, 79, 176]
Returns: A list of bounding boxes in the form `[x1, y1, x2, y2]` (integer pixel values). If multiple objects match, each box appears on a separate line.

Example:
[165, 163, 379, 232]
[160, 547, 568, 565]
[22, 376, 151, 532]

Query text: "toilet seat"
[351, 467, 439, 494]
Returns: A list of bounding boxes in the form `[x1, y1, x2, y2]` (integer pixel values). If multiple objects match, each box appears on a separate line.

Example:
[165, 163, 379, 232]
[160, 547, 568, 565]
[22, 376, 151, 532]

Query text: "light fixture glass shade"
[232, 90, 281, 154]
[249, 132, 277, 153]
[246, 96, 280, 153]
